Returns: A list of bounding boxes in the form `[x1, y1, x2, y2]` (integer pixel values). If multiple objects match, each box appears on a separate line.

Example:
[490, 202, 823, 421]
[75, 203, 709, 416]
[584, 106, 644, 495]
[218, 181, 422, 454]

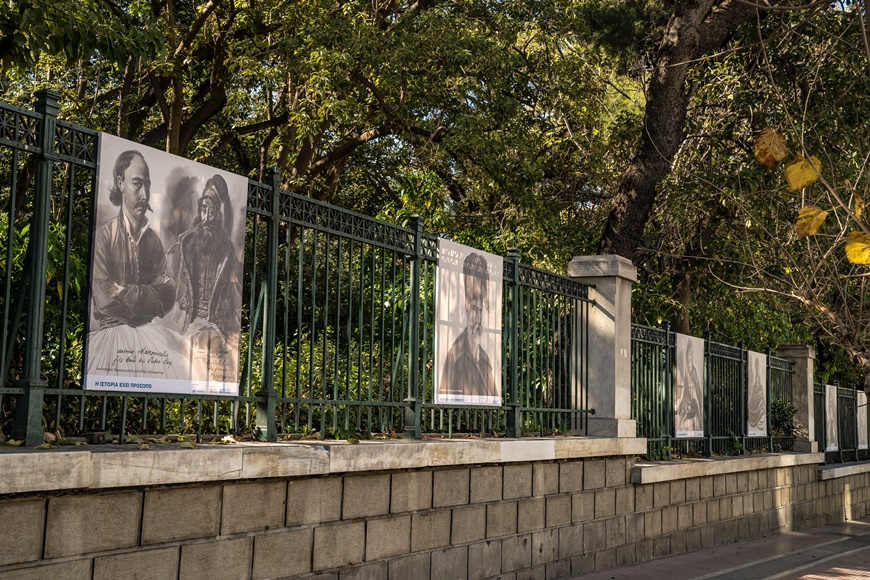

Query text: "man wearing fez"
[440, 252, 498, 398]
[88, 150, 180, 376]
[166, 174, 241, 382]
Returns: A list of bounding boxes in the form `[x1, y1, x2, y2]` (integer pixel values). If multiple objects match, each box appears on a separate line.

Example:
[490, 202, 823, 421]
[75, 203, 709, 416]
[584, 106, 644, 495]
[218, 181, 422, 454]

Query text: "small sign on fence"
[434, 239, 503, 406]
[859, 392, 868, 450]
[84, 133, 247, 396]
[826, 384, 839, 452]
[674, 333, 704, 438]
[746, 350, 768, 437]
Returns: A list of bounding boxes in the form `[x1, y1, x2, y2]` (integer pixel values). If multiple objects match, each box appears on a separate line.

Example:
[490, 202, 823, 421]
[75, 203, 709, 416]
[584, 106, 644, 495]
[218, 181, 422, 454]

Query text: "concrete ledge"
[818, 460, 870, 480]
[0, 437, 646, 495]
[631, 453, 825, 485]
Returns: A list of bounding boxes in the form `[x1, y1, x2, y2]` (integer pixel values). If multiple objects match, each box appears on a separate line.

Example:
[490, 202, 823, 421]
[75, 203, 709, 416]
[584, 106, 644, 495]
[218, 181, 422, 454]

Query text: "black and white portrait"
[434, 239, 502, 406]
[84, 133, 247, 396]
[674, 333, 704, 438]
[826, 384, 839, 452]
[746, 350, 767, 437]
[859, 392, 868, 450]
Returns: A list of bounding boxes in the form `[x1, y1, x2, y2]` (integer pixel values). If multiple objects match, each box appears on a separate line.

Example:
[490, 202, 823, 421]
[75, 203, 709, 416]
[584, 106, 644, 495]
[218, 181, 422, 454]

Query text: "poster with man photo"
[84, 133, 247, 396]
[434, 239, 503, 406]
[674, 333, 704, 438]
[826, 384, 839, 452]
[746, 350, 767, 437]
[859, 392, 868, 450]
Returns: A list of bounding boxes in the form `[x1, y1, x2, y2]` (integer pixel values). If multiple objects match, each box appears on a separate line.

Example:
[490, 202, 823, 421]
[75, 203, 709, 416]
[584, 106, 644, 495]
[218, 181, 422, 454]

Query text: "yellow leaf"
[5, 439, 23, 447]
[784, 154, 822, 192]
[177, 435, 188, 442]
[137, 443, 150, 451]
[126, 434, 143, 444]
[855, 195, 864, 220]
[845, 231, 870, 264]
[36, 442, 53, 449]
[179, 441, 198, 449]
[754, 129, 787, 170]
[795, 206, 828, 237]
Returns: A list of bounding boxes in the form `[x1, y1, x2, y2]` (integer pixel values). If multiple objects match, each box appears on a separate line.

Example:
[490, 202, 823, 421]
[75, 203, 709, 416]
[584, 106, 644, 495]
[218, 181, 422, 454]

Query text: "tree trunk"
[598, 0, 756, 261]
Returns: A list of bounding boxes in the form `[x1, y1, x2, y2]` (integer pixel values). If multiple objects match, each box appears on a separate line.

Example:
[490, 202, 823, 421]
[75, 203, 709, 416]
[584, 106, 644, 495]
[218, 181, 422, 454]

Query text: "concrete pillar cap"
[567, 255, 637, 282]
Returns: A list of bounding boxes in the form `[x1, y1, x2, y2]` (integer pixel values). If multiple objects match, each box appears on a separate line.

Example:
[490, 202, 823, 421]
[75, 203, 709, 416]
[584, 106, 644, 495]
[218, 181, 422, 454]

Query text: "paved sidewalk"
[573, 517, 870, 579]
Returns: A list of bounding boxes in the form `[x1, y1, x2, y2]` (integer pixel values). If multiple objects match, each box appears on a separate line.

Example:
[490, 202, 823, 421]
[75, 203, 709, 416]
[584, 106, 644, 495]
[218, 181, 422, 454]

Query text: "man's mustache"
[134, 200, 152, 212]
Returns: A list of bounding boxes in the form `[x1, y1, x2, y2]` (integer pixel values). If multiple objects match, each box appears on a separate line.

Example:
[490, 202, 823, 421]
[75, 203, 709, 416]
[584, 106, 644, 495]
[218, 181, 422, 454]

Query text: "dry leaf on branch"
[784, 154, 822, 192]
[754, 129, 787, 170]
[795, 206, 828, 237]
[845, 231, 870, 264]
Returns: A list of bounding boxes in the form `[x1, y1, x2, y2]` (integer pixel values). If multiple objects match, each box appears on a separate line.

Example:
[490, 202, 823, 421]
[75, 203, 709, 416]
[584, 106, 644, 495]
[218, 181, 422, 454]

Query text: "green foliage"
[770, 397, 798, 438]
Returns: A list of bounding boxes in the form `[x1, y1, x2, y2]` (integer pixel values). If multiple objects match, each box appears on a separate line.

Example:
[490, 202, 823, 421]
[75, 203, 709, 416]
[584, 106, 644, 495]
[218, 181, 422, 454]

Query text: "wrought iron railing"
[814, 382, 870, 463]
[630, 324, 795, 459]
[0, 91, 594, 444]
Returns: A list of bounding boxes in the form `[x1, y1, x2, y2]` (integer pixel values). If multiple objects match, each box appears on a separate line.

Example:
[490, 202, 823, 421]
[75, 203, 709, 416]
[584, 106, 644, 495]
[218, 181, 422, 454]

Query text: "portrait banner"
[84, 133, 247, 396]
[746, 350, 768, 437]
[859, 392, 868, 450]
[674, 333, 704, 438]
[434, 239, 503, 406]
[826, 384, 839, 452]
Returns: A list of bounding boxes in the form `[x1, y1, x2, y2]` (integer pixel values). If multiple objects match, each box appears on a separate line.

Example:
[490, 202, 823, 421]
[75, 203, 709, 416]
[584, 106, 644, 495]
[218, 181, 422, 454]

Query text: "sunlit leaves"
[784, 154, 822, 192]
[855, 195, 864, 220]
[754, 129, 787, 170]
[845, 231, 870, 264]
[795, 206, 828, 236]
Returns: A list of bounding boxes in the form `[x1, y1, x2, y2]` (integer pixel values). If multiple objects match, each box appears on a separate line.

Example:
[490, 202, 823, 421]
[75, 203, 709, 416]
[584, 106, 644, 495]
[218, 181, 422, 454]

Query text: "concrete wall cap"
[818, 460, 870, 480]
[0, 437, 646, 495]
[631, 452, 824, 484]
[567, 255, 638, 282]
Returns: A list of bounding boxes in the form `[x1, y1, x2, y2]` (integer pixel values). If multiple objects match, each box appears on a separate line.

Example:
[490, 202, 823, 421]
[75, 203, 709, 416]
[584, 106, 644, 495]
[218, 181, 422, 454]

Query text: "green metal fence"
[0, 91, 594, 445]
[814, 382, 869, 463]
[630, 324, 795, 459]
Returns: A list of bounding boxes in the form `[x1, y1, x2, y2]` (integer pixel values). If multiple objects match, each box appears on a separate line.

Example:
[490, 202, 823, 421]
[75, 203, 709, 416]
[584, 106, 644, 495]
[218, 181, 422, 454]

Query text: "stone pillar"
[775, 345, 817, 452]
[567, 255, 637, 438]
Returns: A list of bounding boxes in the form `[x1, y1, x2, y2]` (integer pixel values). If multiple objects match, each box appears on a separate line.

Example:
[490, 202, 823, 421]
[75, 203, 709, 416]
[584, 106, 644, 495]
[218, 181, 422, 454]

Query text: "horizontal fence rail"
[630, 324, 796, 460]
[0, 92, 594, 444]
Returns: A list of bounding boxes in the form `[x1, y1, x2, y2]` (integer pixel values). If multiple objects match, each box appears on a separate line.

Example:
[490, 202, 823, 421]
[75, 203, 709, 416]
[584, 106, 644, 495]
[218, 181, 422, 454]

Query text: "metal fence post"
[739, 341, 746, 453]
[403, 215, 423, 439]
[505, 249, 521, 438]
[254, 167, 280, 441]
[703, 331, 712, 457]
[766, 347, 773, 451]
[12, 90, 60, 444]
[664, 321, 673, 459]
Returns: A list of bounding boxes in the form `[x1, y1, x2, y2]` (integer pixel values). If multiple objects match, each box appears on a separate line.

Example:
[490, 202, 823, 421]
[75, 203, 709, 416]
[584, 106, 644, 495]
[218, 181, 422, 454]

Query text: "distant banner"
[746, 350, 767, 437]
[825, 384, 839, 452]
[859, 392, 868, 450]
[84, 133, 247, 395]
[434, 239, 503, 406]
[674, 333, 704, 438]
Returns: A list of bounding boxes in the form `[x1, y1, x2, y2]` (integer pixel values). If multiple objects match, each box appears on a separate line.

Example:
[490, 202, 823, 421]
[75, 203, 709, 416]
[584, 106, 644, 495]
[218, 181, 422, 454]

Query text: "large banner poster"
[826, 384, 839, 452]
[434, 239, 503, 406]
[746, 350, 768, 437]
[859, 392, 868, 450]
[674, 333, 704, 438]
[84, 133, 247, 395]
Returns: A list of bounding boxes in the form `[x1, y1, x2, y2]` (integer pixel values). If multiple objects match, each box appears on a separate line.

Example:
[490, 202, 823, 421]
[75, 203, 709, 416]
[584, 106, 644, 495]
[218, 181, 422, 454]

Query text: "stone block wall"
[1, 452, 868, 580]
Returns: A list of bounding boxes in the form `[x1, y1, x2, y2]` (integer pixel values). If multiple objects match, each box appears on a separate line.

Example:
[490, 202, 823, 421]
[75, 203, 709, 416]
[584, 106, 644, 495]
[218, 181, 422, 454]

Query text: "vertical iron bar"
[403, 216, 422, 439]
[506, 250, 521, 437]
[13, 90, 60, 444]
[254, 168, 280, 441]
